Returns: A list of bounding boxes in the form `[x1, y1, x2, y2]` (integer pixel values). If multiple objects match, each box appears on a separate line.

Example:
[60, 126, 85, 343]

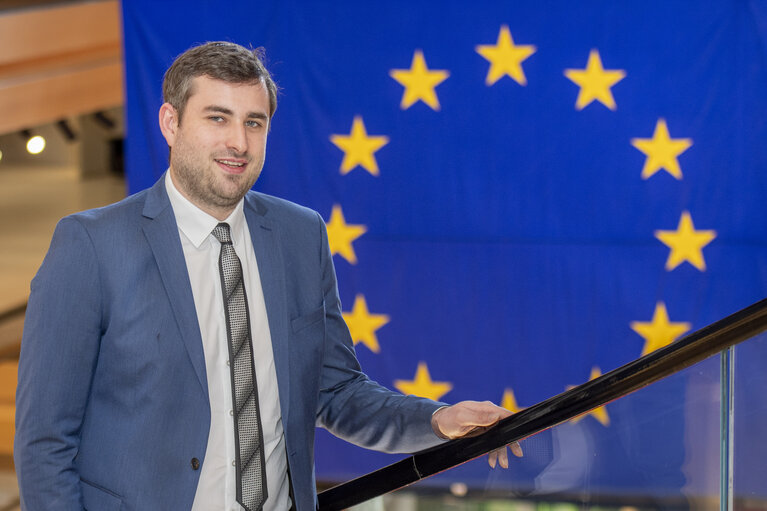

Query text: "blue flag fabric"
[123, 0, 767, 498]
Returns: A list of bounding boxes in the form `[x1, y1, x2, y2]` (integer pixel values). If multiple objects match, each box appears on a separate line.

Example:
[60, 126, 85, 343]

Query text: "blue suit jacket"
[15, 177, 444, 510]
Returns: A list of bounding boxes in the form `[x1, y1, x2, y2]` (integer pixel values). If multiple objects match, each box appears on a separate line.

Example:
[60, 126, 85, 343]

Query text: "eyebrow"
[203, 105, 268, 121]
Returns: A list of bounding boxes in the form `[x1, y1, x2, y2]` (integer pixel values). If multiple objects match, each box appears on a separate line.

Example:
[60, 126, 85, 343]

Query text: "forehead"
[186, 75, 269, 113]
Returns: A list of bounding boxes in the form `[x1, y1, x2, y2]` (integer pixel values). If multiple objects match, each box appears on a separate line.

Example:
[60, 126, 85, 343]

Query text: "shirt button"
[226, 360, 230, 366]
[229, 409, 234, 416]
[232, 460, 236, 467]
[191, 458, 200, 470]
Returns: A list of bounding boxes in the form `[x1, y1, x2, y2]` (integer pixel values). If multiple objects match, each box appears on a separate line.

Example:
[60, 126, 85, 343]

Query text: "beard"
[170, 143, 263, 214]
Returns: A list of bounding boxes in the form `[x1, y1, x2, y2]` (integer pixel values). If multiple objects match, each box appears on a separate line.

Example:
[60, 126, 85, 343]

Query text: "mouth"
[214, 158, 248, 174]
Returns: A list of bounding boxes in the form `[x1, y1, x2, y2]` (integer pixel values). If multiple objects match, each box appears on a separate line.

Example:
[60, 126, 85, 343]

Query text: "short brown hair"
[162, 41, 278, 122]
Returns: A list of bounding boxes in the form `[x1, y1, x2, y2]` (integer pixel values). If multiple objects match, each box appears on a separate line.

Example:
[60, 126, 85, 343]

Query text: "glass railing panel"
[732, 332, 767, 510]
[321, 299, 767, 510]
[373, 351, 723, 511]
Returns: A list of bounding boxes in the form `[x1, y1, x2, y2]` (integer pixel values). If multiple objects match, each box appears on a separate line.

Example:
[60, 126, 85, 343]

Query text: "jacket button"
[191, 458, 200, 470]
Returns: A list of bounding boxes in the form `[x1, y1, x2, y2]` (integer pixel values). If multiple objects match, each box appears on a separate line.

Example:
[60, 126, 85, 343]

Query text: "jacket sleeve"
[312, 212, 447, 454]
[15, 216, 103, 510]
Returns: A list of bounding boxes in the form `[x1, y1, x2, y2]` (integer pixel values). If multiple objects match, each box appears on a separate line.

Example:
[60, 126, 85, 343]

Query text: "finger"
[498, 446, 509, 469]
[461, 425, 490, 438]
[458, 403, 507, 428]
[488, 449, 497, 469]
[511, 441, 523, 458]
[472, 408, 510, 428]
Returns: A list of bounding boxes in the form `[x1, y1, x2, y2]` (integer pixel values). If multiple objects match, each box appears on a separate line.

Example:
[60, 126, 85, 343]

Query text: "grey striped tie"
[212, 223, 267, 511]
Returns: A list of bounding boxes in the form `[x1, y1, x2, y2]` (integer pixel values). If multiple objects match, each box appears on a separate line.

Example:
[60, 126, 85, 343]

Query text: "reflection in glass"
[384, 355, 725, 510]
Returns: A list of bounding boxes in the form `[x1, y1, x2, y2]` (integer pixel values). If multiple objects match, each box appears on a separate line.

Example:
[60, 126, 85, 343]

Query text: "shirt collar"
[165, 171, 246, 248]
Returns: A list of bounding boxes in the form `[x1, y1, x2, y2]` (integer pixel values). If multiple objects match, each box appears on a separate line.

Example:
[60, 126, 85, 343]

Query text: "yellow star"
[631, 302, 691, 356]
[389, 50, 450, 111]
[476, 25, 536, 86]
[564, 49, 626, 111]
[394, 362, 452, 401]
[501, 388, 523, 414]
[569, 368, 610, 427]
[330, 116, 389, 176]
[655, 211, 716, 271]
[631, 119, 693, 180]
[342, 294, 390, 354]
[325, 204, 367, 264]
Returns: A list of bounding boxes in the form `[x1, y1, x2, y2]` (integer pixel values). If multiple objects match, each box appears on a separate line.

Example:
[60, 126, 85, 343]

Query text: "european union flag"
[123, 0, 767, 498]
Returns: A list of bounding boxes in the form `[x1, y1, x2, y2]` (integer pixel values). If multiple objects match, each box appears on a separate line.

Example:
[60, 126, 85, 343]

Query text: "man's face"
[160, 75, 270, 219]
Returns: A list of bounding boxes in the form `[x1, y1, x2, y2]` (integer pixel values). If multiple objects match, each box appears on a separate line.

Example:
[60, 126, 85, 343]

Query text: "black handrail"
[318, 297, 767, 510]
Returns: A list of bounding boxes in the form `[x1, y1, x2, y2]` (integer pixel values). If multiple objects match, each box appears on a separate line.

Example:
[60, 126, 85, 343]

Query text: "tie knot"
[211, 222, 232, 244]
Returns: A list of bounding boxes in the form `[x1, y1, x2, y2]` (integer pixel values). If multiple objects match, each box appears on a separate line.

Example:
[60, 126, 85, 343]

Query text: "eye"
[245, 120, 263, 128]
[208, 115, 224, 122]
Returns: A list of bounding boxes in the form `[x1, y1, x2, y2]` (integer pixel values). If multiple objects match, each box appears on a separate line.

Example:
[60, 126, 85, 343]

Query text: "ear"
[158, 103, 179, 147]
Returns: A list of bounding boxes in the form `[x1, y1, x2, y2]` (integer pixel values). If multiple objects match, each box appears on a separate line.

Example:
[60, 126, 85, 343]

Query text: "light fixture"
[26, 135, 46, 155]
[0, 149, 3, 163]
[20, 129, 46, 155]
[56, 119, 77, 142]
[93, 111, 116, 129]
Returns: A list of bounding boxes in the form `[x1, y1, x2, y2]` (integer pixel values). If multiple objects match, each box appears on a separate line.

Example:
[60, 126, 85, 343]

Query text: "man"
[15, 42, 519, 510]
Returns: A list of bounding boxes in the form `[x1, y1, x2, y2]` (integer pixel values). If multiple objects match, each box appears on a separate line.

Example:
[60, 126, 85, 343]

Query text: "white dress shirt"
[165, 173, 290, 511]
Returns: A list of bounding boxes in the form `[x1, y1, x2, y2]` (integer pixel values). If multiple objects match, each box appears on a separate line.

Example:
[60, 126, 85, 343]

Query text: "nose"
[225, 124, 248, 154]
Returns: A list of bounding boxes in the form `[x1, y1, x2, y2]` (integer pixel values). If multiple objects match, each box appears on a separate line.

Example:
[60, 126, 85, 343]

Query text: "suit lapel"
[141, 178, 209, 400]
[244, 194, 291, 423]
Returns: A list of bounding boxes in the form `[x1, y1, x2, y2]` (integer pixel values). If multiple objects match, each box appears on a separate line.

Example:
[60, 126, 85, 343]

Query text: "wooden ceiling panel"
[0, 0, 123, 134]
